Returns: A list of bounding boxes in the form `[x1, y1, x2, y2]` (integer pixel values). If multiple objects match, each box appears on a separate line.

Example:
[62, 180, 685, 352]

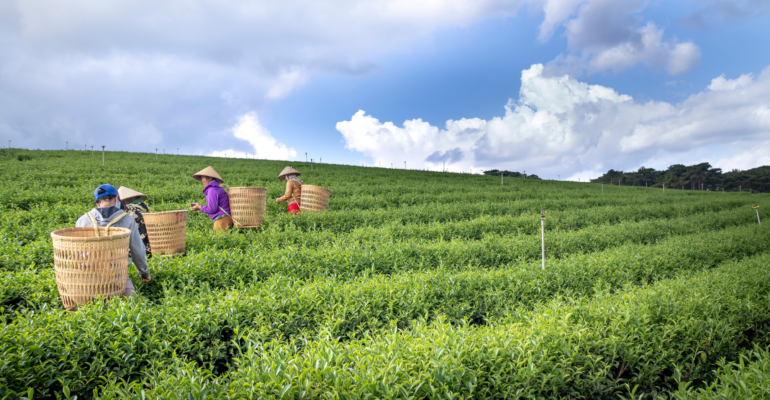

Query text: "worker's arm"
[276, 181, 294, 203]
[200, 189, 220, 214]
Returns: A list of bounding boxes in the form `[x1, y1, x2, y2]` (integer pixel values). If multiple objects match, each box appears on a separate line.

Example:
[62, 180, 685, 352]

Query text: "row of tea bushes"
[2, 227, 768, 396]
[2, 212, 765, 315]
[89, 251, 770, 399]
[666, 345, 770, 399]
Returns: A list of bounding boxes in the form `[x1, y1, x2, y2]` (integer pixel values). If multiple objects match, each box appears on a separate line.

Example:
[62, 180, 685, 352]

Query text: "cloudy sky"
[2, 0, 770, 179]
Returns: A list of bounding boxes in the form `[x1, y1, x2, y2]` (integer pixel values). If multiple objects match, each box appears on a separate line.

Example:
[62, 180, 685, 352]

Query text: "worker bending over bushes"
[118, 186, 152, 256]
[75, 184, 151, 296]
[189, 166, 234, 232]
[276, 166, 302, 215]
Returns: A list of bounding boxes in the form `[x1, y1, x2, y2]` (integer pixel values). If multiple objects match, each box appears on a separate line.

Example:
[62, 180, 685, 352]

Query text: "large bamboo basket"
[51, 227, 131, 312]
[228, 187, 267, 228]
[300, 185, 331, 212]
[144, 210, 187, 256]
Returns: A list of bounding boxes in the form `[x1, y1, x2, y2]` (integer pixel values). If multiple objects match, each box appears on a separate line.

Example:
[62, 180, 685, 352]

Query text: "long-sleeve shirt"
[276, 180, 302, 203]
[125, 202, 152, 255]
[75, 208, 150, 279]
[201, 180, 230, 220]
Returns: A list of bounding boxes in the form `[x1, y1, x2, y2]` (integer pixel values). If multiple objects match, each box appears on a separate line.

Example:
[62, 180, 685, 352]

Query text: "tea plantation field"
[1, 149, 769, 399]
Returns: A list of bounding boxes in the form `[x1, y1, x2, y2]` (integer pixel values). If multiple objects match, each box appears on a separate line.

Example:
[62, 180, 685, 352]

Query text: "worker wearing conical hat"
[276, 166, 302, 215]
[118, 186, 152, 256]
[189, 166, 234, 232]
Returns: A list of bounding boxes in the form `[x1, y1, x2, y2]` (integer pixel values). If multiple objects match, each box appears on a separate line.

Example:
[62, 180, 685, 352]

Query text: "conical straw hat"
[277, 166, 301, 179]
[118, 186, 148, 202]
[192, 166, 224, 183]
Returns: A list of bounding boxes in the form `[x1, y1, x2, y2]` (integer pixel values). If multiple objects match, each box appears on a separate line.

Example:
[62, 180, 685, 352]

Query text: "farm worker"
[75, 184, 151, 296]
[189, 166, 234, 232]
[276, 166, 302, 215]
[118, 186, 152, 256]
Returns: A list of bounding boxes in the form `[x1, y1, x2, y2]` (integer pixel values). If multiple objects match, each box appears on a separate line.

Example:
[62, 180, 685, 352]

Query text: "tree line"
[483, 169, 541, 179]
[590, 162, 770, 192]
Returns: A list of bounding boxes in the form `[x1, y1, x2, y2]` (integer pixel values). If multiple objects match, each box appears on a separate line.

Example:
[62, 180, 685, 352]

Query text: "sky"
[2, 0, 770, 180]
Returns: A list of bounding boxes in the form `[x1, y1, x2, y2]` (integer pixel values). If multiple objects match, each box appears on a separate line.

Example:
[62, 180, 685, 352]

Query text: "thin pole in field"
[311, 159, 313, 171]
[740, 186, 742, 192]
[155, 148, 158, 161]
[404, 161, 406, 170]
[663, 184, 665, 193]
[540, 210, 546, 270]
[66, 141, 68, 150]
[501, 171, 503, 187]
[755, 206, 761, 225]
[7, 140, 9, 149]
[91, 145, 93, 154]
[177, 148, 179, 155]
[101, 146, 105, 166]
[305, 153, 307, 162]
[602, 183, 604, 192]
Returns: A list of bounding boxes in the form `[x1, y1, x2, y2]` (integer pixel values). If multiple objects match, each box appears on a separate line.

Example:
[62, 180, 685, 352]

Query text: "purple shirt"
[201, 181, 230, 220]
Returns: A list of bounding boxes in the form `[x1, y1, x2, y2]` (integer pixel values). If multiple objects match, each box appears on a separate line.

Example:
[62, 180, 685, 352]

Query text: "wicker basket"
[51, 227, 131, 311]
[144, 210, 187, 256]
[228, 187, 267, 228]
[300, 185, 331, 212]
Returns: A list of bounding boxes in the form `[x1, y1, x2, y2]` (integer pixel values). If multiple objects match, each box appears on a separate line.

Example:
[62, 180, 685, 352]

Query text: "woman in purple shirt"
[189, 166, 234, 232]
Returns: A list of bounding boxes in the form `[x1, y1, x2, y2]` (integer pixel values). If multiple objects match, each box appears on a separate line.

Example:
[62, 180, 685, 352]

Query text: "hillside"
[1, 149, 769, 398]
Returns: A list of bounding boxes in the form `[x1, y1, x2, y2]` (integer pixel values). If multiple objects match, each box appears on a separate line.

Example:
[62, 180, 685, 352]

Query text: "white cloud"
[338, 65, 770, 178]
[210, 112, 296, 160]
[539, 0, 701, 76]
[266, 67, 309, 100]
[714, 146, 770, 171]
[708, 73, 754, 91]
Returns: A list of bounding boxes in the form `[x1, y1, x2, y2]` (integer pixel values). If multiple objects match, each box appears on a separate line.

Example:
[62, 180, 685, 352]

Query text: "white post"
[755, 206, 761, 225]
[101, 146, 105, 166]
[540, 210, 546, 270]
[404, 161, 406, 169]
[305, 153, 308, 162]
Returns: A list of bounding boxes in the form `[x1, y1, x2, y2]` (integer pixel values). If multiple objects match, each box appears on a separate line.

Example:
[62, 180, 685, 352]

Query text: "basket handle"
[85, 210, 129, 236]
[86, 212, 100, 237]
[219, 207, 243, 228]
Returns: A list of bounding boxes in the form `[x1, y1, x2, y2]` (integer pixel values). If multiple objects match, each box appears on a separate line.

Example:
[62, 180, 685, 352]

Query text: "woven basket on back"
[51, 227, 131, 311]
[228, 187, 267, 228]
[300, 185, 331, 212]
[144, 210, 187, 256]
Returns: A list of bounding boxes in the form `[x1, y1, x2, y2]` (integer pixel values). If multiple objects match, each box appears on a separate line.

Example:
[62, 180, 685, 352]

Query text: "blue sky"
[2, 0, 770, 179]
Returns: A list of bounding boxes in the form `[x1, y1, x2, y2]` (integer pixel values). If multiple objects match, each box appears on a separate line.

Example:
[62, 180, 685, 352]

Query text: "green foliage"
[592, 162, 770, 192]
[0, 150, 768, 399]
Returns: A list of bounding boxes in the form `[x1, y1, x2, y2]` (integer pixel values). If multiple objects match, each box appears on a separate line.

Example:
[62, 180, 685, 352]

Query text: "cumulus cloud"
[708, 73, 753, 91]
[210, 112, 296, 160]
[337, 64, 770, 178]
[539, 0, 701, 76]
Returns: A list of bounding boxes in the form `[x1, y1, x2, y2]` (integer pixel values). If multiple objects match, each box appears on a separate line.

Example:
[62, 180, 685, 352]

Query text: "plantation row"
[31, 251, 770, 399]
[2, 225, 768, 397]
[1, 196, 765, 273]
[2, 207, 765, 314]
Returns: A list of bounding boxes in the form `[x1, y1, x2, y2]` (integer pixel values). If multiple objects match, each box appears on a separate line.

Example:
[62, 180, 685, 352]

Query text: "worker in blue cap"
[75, 184, 151, 296]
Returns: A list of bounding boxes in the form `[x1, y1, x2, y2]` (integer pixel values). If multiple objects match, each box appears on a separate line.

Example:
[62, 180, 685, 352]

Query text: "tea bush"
[0, 150, 768, 399]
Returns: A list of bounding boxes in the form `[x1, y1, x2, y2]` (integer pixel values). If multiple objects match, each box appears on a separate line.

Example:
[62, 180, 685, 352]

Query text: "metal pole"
[540, 210, 546, 270]
[101, 146, 105, 166]
[66, 141, 68, 150]
[501, 172, 503, 187]
[91, 146, 93, 154]
[663, 184, 665, 193]
[755, 206, 761, 225]
[177, 148, 179, 155]
[311, 159, 313, 171]
[602, 183, 604, 192]
[305, 153, 307, 162]
[404, 161, 406, 170]
[156, 149, 158, 161]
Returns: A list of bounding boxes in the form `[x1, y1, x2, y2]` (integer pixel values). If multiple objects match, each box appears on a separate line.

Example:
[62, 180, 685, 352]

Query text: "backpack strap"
[86, 212, 100, 237]
[105, 211, 128, 235]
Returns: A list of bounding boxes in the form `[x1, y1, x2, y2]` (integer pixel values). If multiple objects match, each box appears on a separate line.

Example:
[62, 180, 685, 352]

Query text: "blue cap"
[94, 184, 119, 200]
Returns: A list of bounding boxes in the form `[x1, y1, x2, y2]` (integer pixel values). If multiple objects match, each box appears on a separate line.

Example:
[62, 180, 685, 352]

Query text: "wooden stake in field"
[101, 146, 105, 166]
[601, 183, 604, 192]
[755, 206, 761, 225]
[540, 209, 546, 270]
